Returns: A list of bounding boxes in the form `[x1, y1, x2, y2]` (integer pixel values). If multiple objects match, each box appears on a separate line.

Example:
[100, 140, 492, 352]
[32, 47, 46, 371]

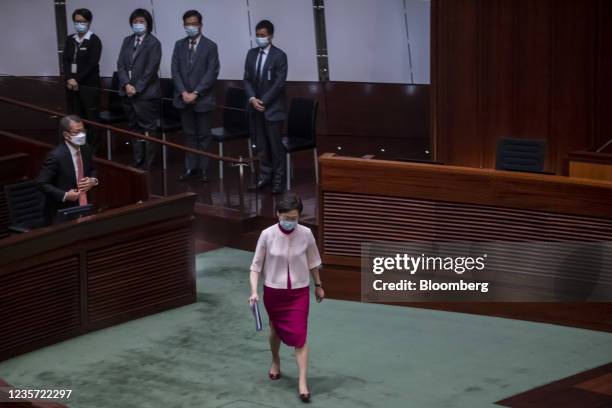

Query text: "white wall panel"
[325, 0, 430, 84]
[249, 0, 319, 81]
[405, 0, 430, 84]
[0, 0, 59, 76]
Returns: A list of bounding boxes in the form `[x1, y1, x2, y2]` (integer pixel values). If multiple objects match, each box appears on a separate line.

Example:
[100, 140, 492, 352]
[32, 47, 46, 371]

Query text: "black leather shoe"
[178, 169, 199, 181]
[256, 179, 271, 189]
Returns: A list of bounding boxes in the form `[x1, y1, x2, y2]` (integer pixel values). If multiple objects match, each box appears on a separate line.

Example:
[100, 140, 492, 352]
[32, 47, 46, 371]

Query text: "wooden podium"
[568, 150, 612, 182]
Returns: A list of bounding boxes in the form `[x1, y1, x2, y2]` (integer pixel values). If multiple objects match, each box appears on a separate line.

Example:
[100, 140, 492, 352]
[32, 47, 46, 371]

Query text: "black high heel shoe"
[299, 392, 311, 403]
[268, 371, 281, 380]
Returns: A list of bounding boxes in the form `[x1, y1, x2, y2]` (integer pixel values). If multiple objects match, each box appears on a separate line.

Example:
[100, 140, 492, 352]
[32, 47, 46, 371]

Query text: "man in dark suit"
[117, 8, 162, 170]
[37, 115, 98, 223]
[172, 9, 220, 182]
[244, 20, 288, 194]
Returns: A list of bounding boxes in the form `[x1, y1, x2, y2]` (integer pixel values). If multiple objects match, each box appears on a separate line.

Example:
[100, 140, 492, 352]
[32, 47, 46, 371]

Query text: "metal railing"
[0, 91, 259, 216]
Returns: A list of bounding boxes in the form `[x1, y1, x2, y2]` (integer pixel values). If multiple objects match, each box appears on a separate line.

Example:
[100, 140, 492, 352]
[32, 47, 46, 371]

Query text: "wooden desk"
[0, 193, 196, 361]
[569, 150, 612, 182]
[318, 153, 612, 332]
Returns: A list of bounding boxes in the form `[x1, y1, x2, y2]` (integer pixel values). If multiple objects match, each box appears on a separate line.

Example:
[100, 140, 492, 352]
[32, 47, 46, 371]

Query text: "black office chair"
[159, 80, 182, 171]
[0, 191, 9, 239]
[4, 180, 47, 233]
[282, 97, 319, 190]
[98, 71, 127, 160]
[496, 137, 546, 173]
[211, 87, 250, 179]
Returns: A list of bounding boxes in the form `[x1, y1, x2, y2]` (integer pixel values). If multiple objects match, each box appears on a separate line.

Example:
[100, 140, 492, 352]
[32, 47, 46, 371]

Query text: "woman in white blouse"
[249, 193, 324, 403]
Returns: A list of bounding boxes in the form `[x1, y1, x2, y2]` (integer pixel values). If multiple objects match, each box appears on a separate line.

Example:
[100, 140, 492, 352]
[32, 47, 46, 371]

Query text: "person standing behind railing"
[171, 9, 219, 183]
[244, 20, 288, 195]
[117, 8, 162, 170]
[63, 8, 102, 154]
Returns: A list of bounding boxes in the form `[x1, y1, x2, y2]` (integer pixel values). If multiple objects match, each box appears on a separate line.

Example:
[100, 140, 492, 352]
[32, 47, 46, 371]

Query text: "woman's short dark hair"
[183, 10, 203, 24]
[129, 8, 153, 32]
[72, 8, 92, 22]
[256, 20, 274, 36]
[276, 193, 303, 215]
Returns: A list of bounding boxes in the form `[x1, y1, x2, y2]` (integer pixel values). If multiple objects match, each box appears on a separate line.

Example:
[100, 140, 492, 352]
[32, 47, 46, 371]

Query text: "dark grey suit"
[172, 35, 220, 172]
[117, 33, 162, 169]
[243, 45, 288, 187]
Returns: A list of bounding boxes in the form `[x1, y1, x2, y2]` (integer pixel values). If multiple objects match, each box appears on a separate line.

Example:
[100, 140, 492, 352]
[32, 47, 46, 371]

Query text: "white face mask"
[184, 25, 200, 38]
[279, 219, 298, 231]
[74, 22, 89, 34]
[255, 36, 270, 48]
[70, 132, 87, 146]
[132, 23, 147, 35]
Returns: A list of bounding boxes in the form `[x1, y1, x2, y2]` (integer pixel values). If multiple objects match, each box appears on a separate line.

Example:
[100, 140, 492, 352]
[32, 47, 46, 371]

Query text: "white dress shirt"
[255, 43, 271, 77]
[249, 44, 271, 103]
[188, 34, 202, 51]
[73, 30, 93, 44]
[134, 33, 146, 47]
[66, 142, 80, 181]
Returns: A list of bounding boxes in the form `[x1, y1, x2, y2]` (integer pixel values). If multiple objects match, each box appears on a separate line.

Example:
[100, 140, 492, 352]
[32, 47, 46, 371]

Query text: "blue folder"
[251, 300, 263, 331]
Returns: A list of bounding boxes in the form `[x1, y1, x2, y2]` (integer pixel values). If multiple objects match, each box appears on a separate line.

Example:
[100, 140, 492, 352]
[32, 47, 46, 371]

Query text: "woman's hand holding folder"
[250, 299, 263, 331]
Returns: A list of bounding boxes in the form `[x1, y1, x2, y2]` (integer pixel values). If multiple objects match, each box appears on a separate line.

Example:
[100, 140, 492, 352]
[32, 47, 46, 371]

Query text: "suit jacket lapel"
[131, 34, 149, 63]
[81, 145, 91, 176]
[188, 36, 207, 73]
[261, 46, 275, 80]
[60, 143, 77, 184]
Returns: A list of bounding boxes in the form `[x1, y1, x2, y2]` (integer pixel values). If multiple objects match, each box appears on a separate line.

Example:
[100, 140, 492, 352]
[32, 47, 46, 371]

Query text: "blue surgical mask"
[132, 23, 147, 35]
[184, 25, 200, 38]
[74, 22, 88, 34]
[279, 219, 297, 231]
[70, 132, 87, 146]
[255, 36, 270, 48]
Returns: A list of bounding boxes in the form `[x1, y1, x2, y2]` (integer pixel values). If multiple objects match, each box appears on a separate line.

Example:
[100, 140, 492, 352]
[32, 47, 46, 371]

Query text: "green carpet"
[1, 247, 611, 408]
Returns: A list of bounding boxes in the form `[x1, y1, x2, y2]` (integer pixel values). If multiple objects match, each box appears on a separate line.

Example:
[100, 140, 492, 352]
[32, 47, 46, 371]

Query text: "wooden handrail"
[0, 95, 254, 164]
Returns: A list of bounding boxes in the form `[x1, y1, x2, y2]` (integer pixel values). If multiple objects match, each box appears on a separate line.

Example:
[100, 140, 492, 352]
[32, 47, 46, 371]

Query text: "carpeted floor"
[1, 247, 611, 408]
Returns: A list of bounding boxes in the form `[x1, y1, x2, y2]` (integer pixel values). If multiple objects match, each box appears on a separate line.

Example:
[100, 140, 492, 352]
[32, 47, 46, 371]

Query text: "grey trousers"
[181, 108, 213, 172]
[251, 112, 285, 187]
[122, 97, 160, 169]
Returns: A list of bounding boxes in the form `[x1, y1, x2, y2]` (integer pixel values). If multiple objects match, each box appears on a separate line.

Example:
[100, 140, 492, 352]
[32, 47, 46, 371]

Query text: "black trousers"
[250, 112, 285, 187]
[181, 108, 212, 172]
[122, 97, 160, 169]
[66, 86, 100, 153]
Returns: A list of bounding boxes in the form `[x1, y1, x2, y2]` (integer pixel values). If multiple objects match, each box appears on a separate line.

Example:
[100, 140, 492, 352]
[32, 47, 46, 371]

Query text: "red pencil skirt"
[263, 285, 310, 348]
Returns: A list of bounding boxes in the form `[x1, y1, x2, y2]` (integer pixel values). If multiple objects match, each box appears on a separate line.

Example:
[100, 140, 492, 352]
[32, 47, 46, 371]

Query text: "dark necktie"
[131, 37, 141, 63]
[189, 39, 197, 66]
[254, 49, 264, 94]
